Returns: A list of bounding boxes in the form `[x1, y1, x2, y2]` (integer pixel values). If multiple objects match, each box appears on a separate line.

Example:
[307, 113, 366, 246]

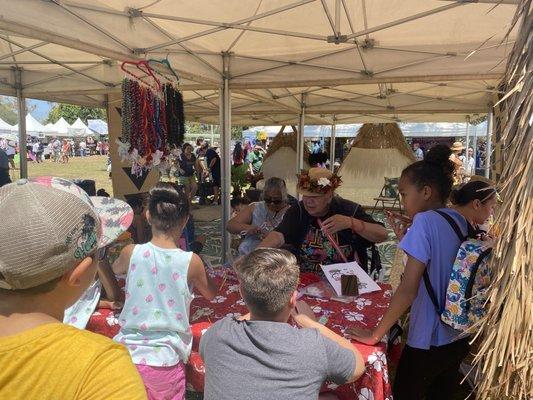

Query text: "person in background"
[204, 142, 221, 205]
[194, 137, 205, 158]
[61, 139, 70, 164]
[0, 146, 11, 187]
[463, 147, 475, 177]
[176, 143, 198, 201]
[200, 248, 364, 400]
[258, 168, 388, 276]
[247, 145, 265, 176]
[0, 177, 146, 399]
[308, 152, 328, 168]
[113, 183, 217, 400]
[449, 142, 465, 184]
[231, 142, 249, 197]
[32, 140, 42, 163]
[413, 142, 424, 161]
[227, 177, 290, 255]
[52, 137, 61, 162]
[347, 145, 486, 400]
[79, 139, 87, 157]
[5, 140, 16, 170]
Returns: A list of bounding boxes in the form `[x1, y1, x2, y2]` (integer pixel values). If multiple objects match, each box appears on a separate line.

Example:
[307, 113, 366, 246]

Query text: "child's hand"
[386, 211, 411, 241]
[345, 327, 380, 345]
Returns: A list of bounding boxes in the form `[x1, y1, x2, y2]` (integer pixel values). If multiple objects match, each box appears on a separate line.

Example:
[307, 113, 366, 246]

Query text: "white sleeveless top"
[114, 242, 194, 366]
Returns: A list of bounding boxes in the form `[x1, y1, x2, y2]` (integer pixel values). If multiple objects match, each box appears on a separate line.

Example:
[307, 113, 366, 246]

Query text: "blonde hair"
[237, 248, 299, 317]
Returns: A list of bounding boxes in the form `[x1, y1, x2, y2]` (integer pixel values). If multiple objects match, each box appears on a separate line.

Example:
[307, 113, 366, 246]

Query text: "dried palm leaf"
[471, 2, 533, 399]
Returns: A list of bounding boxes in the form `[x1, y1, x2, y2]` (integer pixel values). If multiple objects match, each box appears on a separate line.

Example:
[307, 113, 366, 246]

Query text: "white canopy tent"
[69, 117, 93, 137]
[0, 0, 518, 260]
[87, 119, 108, 136]
[11, 113, 45, 138]
[0, 117, 14, 134]
[44, 117, 71, 137]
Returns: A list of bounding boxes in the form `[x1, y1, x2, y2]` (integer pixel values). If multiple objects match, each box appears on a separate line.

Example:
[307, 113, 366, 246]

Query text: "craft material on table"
[321, 261, 381, 296]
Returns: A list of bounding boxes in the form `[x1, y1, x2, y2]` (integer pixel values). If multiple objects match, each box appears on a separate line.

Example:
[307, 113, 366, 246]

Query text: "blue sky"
[28, 99, 53, 122]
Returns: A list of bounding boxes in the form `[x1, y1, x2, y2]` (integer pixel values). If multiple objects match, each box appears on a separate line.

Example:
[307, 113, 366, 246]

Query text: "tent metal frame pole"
[465, 115, 470, 170]
[13, 67, 27, 179]
[472, 120, 478, 175]
[485, 104, 493, 179]
[330, 116, 337, 172]
[297, 93, 307, 173]
[220, 52, 232, 263]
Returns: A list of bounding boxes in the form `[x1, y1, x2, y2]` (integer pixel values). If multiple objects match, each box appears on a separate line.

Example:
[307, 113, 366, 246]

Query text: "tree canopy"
[45, 103, 106, 125]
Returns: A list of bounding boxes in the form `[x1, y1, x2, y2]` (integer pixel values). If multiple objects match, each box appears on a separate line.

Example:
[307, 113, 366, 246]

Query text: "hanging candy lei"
[119, 78, 185, 176]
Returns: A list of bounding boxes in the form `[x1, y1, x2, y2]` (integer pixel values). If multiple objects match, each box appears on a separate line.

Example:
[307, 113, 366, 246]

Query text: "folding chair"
[371, 177, 401, 215]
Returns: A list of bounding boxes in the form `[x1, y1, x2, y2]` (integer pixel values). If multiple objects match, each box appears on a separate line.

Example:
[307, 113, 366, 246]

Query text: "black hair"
[182, 142, 193, 151]
[233, 142, 244, 161]
[231, 196, 251, 209]
[96, 188, 110, 197]
[401, 144, 455, 203]
[148, 183, 189, 232]
[450, 180, 496, 206]
[308, 152, 329, 166]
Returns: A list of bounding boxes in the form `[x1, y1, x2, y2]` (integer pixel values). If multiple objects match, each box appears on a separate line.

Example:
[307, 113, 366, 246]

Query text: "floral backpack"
[423, 210, 493, 332]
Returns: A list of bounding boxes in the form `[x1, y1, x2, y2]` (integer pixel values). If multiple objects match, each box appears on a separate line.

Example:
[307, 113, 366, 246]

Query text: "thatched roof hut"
[260, 126, 310, 197]
[336, 123, 415, 207]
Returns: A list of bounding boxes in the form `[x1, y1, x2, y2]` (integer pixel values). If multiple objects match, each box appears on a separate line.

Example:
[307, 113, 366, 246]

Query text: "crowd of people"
[0, 136, 498, 400]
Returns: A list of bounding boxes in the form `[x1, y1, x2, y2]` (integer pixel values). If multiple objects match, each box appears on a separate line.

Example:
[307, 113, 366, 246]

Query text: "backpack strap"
[434, 210, 466, 242]
[423, 267, 442, 315]
[422, 210, 467, 315]
[464, 248, 493, 305]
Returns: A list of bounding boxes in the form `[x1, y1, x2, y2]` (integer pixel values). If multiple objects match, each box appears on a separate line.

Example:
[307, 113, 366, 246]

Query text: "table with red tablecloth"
[87, 269, 397, 400]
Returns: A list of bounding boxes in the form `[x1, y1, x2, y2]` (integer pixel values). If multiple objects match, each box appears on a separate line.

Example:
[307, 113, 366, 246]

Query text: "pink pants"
[136, 362, 186, 400]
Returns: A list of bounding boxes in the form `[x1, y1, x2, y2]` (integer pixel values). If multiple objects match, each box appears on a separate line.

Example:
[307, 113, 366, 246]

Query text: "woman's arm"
[346, 254, 425, 344]
[111, 244, 135, 275]
[226, 204, 259, 235]
[187, 253, 217, 300]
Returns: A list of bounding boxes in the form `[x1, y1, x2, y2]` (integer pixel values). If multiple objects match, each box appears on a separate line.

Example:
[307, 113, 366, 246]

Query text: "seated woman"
[259, 168, 388, 275]
[227, 177, 290, 255]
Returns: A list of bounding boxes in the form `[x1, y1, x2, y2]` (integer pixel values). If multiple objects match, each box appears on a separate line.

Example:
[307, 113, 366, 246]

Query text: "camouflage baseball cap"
[0, 177, 133, 290]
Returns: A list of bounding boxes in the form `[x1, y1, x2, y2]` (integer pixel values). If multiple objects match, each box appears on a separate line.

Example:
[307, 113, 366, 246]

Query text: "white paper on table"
[321, 261, 381, 296]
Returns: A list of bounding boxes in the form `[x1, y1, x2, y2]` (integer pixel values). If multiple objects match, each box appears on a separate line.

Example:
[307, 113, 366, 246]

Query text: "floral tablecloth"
[87, 269, 396, 400]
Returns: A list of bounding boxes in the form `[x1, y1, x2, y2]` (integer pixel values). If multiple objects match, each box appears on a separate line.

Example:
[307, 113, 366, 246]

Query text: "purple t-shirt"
[399, 208, 467, 349]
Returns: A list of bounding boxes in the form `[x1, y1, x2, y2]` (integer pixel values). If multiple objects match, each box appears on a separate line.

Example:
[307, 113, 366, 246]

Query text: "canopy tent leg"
[485, 104, 493, 179]
[330, 116, 337, 172]
[296, 93, 307, 174]
[14, 67, 28, 179]
[220, 52, 232, 263]
[465, 115, 470, 170]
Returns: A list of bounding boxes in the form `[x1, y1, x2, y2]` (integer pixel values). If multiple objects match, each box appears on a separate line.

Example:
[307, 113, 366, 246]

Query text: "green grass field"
[10, 155, 113, 194]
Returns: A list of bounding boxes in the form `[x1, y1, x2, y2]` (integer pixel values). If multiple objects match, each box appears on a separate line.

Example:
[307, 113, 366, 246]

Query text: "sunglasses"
[264, 197, 284, 205]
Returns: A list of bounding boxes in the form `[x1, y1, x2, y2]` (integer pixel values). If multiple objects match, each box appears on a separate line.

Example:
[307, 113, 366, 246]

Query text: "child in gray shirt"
[200, 248, 364, 400]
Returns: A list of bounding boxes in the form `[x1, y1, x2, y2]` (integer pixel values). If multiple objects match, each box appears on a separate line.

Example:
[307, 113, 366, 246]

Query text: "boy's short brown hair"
[237, 248, 299, 318]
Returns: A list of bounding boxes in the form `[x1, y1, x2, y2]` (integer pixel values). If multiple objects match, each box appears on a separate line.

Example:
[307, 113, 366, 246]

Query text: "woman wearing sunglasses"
[227, 177, 290, 255]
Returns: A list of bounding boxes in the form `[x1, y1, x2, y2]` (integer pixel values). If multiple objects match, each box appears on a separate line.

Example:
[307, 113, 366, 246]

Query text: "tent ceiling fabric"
[0, 0, 518, 123]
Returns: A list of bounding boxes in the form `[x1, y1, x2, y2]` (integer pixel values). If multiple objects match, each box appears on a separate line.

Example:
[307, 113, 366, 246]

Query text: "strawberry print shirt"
[114, 242, 194, 366]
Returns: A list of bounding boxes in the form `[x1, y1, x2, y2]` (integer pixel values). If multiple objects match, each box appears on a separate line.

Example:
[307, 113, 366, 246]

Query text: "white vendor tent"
[48, 117, 72, 137]
[69, 117, 93, 137]
[12, 113, 45, 138]
[0, 117, 15, 135]
[87, 119, 108, 136]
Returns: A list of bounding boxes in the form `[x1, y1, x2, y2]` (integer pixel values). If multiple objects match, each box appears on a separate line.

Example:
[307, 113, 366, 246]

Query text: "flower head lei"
[297, 169, 342, 194]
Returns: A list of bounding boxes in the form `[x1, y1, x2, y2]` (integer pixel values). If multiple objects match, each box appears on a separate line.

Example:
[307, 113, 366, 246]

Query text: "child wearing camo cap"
[0, 177, 147, 400]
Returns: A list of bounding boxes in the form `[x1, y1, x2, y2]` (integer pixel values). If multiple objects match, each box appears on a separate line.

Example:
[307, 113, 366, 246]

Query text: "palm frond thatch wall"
[472, 2, 532, 399]
[263, 128, 310, 163]
[351, 123, 416, 162]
